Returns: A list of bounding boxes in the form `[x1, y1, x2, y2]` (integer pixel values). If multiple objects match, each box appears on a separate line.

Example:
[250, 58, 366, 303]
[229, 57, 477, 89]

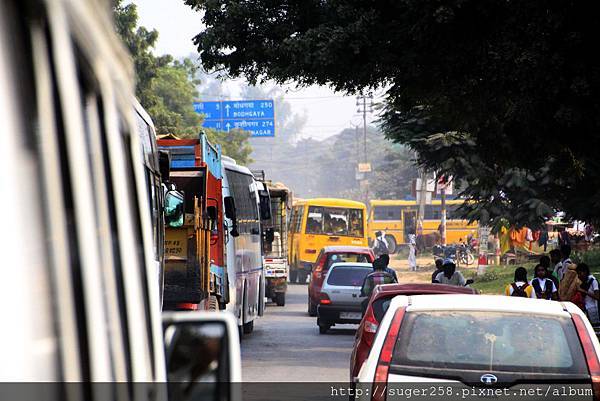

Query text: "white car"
[356, 295, 600, 400]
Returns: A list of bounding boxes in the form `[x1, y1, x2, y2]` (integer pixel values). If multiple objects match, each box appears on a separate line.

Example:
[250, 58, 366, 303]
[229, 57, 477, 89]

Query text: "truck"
[253, 171, 291, 306]
[157, 134, 228, 311]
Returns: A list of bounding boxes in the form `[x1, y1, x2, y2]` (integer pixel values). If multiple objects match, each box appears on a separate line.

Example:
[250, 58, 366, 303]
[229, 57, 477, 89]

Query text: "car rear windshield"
[326, 253, 371, 270]
[372, 297, 393, 322]
[391, 311, 588, 375]
[327, 266, 371, 287]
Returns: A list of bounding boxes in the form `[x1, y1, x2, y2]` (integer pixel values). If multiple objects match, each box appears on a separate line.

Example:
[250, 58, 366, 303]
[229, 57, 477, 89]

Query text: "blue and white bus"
[222, 157, 266, 336]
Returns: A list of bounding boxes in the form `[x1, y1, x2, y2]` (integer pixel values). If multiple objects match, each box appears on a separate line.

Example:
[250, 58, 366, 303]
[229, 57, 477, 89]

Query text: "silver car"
[317, 262, 373, 334]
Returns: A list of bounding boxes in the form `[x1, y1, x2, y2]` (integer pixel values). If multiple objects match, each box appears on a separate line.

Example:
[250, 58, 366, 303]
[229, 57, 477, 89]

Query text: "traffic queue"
[292, 196, 600, 399]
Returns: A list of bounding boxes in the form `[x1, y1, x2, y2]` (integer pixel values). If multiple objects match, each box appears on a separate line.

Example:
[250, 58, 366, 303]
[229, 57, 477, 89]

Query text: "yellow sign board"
[165, 228, 188, 260]
[358, 163, 372, 173]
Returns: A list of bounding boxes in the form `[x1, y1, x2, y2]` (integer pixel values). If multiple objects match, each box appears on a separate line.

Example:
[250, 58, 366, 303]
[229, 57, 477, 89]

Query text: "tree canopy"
[185, 0, 600, 228]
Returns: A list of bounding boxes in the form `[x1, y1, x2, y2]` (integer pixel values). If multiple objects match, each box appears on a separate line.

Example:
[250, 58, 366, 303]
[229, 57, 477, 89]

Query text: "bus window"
[424, 204, 441, 220]
[373, 206, 402, 221]
[305, 206, 363, 237]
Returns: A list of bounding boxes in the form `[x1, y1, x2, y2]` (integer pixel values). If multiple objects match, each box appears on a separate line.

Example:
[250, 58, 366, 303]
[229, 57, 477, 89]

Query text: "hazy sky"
[133, 0, 380, 140]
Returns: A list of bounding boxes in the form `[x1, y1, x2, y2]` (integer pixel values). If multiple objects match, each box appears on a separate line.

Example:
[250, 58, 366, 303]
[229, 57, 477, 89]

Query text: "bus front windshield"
[305, 206, 364, 237]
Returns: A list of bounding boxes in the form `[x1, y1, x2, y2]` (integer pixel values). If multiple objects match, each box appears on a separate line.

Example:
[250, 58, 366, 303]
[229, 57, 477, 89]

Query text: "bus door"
[402, 209, 417, 243]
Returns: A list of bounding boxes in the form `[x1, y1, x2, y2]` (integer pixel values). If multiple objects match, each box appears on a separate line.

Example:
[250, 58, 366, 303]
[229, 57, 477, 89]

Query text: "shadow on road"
[320, 328, 357, 336]
[265, 310, 309, 318]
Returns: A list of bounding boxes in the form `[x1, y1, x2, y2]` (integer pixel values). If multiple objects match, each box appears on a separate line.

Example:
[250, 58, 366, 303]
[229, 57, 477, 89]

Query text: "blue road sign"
[193, 101, 222, 120]
[194, 99, 275, 137]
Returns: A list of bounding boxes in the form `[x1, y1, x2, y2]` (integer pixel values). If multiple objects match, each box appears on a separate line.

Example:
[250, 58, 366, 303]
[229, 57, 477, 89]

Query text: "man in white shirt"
[531, 264, 558, 300]
[576, 263, 600, 325]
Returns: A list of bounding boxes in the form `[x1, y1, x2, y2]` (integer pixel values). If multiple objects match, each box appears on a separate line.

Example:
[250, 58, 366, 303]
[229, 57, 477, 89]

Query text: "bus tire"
[274, 292, 285, 307]
[207, 295, 218, 311]
[243, 320, 254, 334]
[385, 235, 397, 254]
[289, 269, 298, 283]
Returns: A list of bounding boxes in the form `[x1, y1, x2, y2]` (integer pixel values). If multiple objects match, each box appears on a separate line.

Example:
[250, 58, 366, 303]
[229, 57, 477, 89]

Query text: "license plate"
[340, 312, 362, 320]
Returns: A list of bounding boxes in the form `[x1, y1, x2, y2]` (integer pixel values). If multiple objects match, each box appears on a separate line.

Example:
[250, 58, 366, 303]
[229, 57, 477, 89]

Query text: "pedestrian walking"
[531, 264, 558, 300]
[576, 263, 600, 325]
[408, 233, 417, 271]
[360, 255, 397, 313]
[555, 245, 573, 281]
[372, 231, 389, 258]
[505, 267, 535, 298]
[540, 255, 559, 290]
[378, 253, 398, 282]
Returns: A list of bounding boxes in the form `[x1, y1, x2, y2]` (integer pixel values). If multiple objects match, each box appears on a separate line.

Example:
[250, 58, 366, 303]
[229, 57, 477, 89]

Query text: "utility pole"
[417, 171, 427, 235]
[356, 94, 373, 203]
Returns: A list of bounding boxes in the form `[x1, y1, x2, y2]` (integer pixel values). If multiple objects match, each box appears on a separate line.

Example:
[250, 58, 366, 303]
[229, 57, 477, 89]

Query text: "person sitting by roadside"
[505, 267, 535, 298]
[531, 264, 558, 300]
[431, 258, 444, 283]
[433, 259, 469, 286]
[540, 255, 559, 290]
[576, 263, 600, 325]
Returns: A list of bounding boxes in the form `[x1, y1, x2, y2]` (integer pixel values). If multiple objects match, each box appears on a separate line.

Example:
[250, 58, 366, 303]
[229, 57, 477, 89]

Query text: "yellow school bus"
[367, 199, 478, 253]
[288, 198, 368, 282]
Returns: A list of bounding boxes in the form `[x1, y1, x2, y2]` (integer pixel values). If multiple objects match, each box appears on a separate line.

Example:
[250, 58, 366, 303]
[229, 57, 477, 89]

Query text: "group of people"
[430, 258, 473, 286]
[505, 244, 600, 324]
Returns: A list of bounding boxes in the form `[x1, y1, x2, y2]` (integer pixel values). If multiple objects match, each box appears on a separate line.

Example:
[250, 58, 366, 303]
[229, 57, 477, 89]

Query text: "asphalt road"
[241, 283, 358, 382]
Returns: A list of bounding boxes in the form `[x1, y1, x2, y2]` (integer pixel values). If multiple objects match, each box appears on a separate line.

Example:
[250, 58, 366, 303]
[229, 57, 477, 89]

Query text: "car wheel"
[308, 296, 317, 316]
[317, 318, 330, 334]
[275, 292, 285, 306]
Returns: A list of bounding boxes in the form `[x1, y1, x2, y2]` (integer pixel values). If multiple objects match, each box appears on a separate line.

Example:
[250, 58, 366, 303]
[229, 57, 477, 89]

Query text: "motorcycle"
[433, 243, 475, 266]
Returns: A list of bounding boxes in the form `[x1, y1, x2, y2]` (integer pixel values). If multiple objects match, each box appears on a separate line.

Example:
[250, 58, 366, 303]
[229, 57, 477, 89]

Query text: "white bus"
[222, 157, 266, 336]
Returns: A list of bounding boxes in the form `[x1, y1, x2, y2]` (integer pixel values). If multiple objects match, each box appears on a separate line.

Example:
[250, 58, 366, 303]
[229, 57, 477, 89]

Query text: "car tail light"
[572, 314, 600, 399]
[306, 249, 317, 254]
[372, 307, 406, 401]
[313, 256, 326, 279]
[319, 292, 331, 305]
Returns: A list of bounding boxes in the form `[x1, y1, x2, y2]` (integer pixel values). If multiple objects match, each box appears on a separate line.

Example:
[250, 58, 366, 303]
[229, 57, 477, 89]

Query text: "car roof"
[321, 246, 372, 254]
[371, 283, 477, 301]
[389, 294, 571, 316]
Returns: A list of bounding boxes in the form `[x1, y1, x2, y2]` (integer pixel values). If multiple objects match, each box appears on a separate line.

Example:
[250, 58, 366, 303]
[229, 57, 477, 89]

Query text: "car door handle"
[352, 294, 357, 298]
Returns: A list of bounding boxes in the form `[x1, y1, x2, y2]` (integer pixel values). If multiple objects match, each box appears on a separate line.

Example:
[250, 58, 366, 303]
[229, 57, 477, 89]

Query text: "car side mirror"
[163, 312, 241, 401]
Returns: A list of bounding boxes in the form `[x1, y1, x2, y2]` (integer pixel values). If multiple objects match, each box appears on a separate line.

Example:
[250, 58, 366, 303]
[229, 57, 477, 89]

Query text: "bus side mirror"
[258, 189, 271, 221]
[224, 196, 239, 238]
[264, 228, 275, 244]
[159, 150, 171, 183]
[163, 312, 241, 401]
